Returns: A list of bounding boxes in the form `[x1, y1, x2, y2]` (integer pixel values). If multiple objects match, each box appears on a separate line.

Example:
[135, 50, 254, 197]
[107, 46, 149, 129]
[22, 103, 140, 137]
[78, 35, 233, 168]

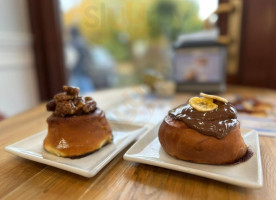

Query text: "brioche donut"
[44, 109, 112, 157]
[159, 115, 247, 164]
[158, 94, 248, 165]
[43, 86, 113, 157]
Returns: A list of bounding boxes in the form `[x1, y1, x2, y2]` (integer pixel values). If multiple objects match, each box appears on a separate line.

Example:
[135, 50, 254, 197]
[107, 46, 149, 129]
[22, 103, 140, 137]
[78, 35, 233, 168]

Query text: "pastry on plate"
[158, 93, 248, 165]
[232, 96, 272, 117]
[43, 86, 113, 157]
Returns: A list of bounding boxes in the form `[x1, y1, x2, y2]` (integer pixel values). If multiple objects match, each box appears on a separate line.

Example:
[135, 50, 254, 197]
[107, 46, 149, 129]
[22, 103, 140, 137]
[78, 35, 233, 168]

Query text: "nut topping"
[46, 86, 97, 117]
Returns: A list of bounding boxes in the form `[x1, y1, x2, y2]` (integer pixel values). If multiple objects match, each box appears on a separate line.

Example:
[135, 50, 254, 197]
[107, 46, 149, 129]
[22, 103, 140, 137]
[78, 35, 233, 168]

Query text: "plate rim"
[123, 124, 263, 188]
[5, 121, 152, 178]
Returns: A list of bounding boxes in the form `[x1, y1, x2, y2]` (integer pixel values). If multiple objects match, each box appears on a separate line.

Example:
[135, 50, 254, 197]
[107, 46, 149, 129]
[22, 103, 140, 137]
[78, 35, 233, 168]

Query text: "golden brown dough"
[158, 115, 247, 164]
[44, 109, 112, 157]
[43, 86, 113, 158]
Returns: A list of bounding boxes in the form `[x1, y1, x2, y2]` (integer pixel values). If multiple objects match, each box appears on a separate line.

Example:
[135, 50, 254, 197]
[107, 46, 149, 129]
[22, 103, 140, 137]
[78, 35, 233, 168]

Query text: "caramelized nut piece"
[72, 97, 83, 105]
[85, 96, 93, 102]
[83, 101, 97, 113]
[46, 100, 56, 111]
[75, 100, 85, 112]
[55, 101, 75, 116]
[63, 85, 79, 97]
[54, 92, 74, 102]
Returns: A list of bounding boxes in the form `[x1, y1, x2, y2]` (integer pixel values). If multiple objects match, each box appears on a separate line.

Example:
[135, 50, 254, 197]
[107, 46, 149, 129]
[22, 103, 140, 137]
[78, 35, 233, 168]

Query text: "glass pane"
[60, 0, 218, 93]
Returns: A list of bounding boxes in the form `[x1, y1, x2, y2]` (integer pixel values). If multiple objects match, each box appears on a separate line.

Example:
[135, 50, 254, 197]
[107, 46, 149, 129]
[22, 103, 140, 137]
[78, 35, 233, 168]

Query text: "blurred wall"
[0, 0, 39, 117]
[239, 0, 276, 89]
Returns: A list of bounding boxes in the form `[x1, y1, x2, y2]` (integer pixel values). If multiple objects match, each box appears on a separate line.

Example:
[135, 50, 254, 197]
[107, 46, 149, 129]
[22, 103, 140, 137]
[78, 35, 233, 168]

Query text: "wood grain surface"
[0, 86, 276, 200]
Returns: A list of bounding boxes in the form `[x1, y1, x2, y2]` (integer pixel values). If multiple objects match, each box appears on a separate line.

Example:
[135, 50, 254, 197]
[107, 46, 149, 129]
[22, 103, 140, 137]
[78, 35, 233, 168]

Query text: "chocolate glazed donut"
[158, 101, 248, 165]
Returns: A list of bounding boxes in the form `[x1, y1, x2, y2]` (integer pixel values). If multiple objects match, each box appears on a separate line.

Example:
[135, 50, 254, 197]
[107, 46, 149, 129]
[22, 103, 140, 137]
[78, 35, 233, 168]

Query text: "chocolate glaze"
[231, 148, 253, 165]
[169, 100, 238, 139]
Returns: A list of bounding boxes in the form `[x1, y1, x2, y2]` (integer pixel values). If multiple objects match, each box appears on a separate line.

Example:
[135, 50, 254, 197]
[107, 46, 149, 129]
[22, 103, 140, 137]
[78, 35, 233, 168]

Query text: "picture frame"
[172, 41, 227, 93]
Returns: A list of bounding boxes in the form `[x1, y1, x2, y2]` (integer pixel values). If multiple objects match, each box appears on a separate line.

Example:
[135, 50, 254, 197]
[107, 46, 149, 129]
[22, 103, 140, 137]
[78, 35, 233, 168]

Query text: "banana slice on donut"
[200, 93, 228, 103]
[189, 97, 218, 112]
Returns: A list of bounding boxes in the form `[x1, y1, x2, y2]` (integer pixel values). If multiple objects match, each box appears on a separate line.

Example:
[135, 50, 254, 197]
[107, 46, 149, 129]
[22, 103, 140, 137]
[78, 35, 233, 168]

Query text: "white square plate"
[124, 124, 263, 188]
[5, 121, 151, 178]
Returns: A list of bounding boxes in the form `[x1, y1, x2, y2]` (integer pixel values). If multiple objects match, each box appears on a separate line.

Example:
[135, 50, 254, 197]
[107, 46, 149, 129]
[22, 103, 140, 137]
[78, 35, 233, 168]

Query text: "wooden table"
[1, 86, 276, 200]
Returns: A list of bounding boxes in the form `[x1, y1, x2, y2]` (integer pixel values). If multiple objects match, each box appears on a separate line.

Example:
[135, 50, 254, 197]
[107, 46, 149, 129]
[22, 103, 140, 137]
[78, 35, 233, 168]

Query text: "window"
[60, 0, 218, 93]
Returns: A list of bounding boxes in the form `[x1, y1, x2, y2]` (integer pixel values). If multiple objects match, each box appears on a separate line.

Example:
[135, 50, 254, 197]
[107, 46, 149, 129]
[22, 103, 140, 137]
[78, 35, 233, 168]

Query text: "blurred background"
[0, 0, 276, 119]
